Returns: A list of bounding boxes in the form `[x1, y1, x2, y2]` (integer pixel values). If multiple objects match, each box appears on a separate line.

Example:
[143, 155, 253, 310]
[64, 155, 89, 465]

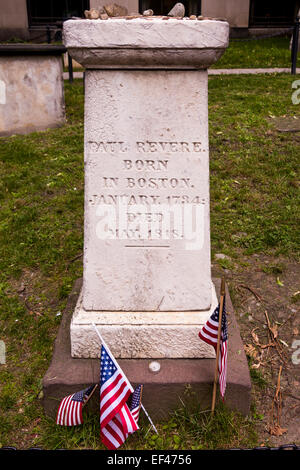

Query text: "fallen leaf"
[251, 329, 260, 345]
[268, 425, 288, 436]
[250, 362, 262, 369]
[270, 324, 278, 339]
[244, 344, 258, 359]
[276, 277, 284, 287]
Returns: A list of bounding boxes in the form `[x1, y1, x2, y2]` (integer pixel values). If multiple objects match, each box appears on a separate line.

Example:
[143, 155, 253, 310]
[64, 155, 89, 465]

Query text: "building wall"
[0, 0, 29, 40]
[202, 0, 250, 28]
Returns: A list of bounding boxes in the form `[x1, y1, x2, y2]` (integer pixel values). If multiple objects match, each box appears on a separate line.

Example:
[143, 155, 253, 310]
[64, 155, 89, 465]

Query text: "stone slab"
[70, 282, 218, 358]
[0, 55, 65, 136]
[64, 17, 229, 69]
[272, 116, 300, 133]
[83, 69, 212, 313]
[43, 278, 251, 419]
[64, 18, 229, 50]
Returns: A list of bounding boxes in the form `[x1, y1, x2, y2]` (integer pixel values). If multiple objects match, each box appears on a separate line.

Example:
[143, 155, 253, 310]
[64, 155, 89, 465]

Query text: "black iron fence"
[291, 14, 300, 74]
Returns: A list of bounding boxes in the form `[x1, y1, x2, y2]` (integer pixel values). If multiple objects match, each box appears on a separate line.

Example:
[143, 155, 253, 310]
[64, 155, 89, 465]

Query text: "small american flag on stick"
[56, 384, 96, 426]
[129, 385, 143, 424]
[100, 345, 138, 449]
[198, 281, 228, 401]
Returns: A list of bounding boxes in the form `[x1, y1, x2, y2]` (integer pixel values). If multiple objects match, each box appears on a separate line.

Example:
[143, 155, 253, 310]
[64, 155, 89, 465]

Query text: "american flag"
[129, 385, 143, 424]
[198, 299, 228, 398]
[56, 385, 95, 426]
[100, 345, 138, 450]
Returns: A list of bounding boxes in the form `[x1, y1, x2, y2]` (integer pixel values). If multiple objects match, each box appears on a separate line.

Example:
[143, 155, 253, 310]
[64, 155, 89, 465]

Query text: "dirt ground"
[212, 253, 300, 447]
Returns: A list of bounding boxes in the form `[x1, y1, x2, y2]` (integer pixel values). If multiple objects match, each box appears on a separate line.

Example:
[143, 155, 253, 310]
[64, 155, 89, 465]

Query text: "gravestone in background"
[0, 45, 65, 136]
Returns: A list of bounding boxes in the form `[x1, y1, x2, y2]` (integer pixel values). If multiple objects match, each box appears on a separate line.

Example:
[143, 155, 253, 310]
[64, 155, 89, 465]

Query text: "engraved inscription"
[123, 159, 168, 171]
[87, 140, 205, 153]
[88, 139, 207, 247]
[136, 141, 204, 153]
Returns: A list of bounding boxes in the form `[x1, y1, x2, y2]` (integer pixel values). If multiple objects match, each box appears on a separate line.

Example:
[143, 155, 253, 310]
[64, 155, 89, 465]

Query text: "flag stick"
[82, 383, 98, 408]
[211, 277, 226, 415]
[92, 322, 134, 393]
[92, 323, 158, 434]
[137, 384, 144, 420]
[141, 404, 158, 434]
[138, 386, 158, 436]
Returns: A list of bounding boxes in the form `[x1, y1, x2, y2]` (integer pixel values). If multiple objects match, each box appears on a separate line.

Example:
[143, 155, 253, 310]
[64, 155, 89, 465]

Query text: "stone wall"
[0, 0, 29, 41]
[202, 0, 250, 28]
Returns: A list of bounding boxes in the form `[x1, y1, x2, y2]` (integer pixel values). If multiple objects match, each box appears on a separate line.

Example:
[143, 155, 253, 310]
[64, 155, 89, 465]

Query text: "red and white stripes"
[56, 394, 83, 426]
[101, 403, 138, 450]
[100, 370, 132, 428]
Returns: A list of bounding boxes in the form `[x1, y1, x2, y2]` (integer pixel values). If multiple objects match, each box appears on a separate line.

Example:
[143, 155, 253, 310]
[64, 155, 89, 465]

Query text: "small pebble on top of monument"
[82, 2, 228, 21]
[63, 15, 229, 359]
[168, 3, 185, 18]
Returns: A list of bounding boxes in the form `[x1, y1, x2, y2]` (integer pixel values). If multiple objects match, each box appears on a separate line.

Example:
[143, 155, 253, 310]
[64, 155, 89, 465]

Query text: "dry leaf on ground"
[267, 425, 288, 437]
[244, 343, 258, 359]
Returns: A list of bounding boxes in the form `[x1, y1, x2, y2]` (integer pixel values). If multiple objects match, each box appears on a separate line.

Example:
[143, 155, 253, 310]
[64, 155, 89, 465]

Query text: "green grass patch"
[212, 36, 299, 69]
[209, 73, 300, 259]
[37, 402, 258, 450]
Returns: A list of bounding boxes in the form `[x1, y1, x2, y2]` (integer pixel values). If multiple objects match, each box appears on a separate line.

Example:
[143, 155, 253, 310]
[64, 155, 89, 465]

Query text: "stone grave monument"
[0, 44, 65, 136]
[43, 16, 251, 418]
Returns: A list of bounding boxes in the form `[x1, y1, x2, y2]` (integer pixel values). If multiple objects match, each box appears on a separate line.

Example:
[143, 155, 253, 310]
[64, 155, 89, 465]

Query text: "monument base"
[70, 284, 219, 359]
[43, 278, 251, 419]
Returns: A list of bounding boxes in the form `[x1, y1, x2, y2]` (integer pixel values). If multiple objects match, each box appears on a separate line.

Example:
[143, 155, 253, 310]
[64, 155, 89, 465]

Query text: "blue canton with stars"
[211, 299, 228, 342]
[100, 345, 117, 385]
[130, 385, 142, 411]
[72, 385, 95, 402]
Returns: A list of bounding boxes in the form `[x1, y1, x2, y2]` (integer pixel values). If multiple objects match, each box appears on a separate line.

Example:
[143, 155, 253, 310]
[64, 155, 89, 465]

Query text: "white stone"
[168, 2, 185, 18]
[63, 17, 229, 358]
[70, 285, 218, 358]
[83, 69, 211, 312]
[0, 56, 65, 136]
[63, 17, 229, 69]
[149, 361, 161, 372]
[64, 18, 228, 50]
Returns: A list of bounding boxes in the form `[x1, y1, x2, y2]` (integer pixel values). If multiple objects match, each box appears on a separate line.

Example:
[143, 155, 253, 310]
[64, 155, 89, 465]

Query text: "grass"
[208, 73, 300, 259]
[0, 72, 299, 449]
[36, 402, 258, 450]
[212, 36, 299, 69]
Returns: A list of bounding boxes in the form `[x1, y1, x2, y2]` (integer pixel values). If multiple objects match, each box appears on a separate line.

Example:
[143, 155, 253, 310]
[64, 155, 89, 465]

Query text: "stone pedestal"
[43, 278, 252, 418]
[63, 17, 229, 359]
[0, 45, 65, 136]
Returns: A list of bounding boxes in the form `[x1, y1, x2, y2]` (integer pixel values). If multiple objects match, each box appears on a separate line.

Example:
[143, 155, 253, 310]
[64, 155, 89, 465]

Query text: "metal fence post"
[46, 26, 51, 44]
[68, 52, 73, 84]
[291, 15, 300, 75]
